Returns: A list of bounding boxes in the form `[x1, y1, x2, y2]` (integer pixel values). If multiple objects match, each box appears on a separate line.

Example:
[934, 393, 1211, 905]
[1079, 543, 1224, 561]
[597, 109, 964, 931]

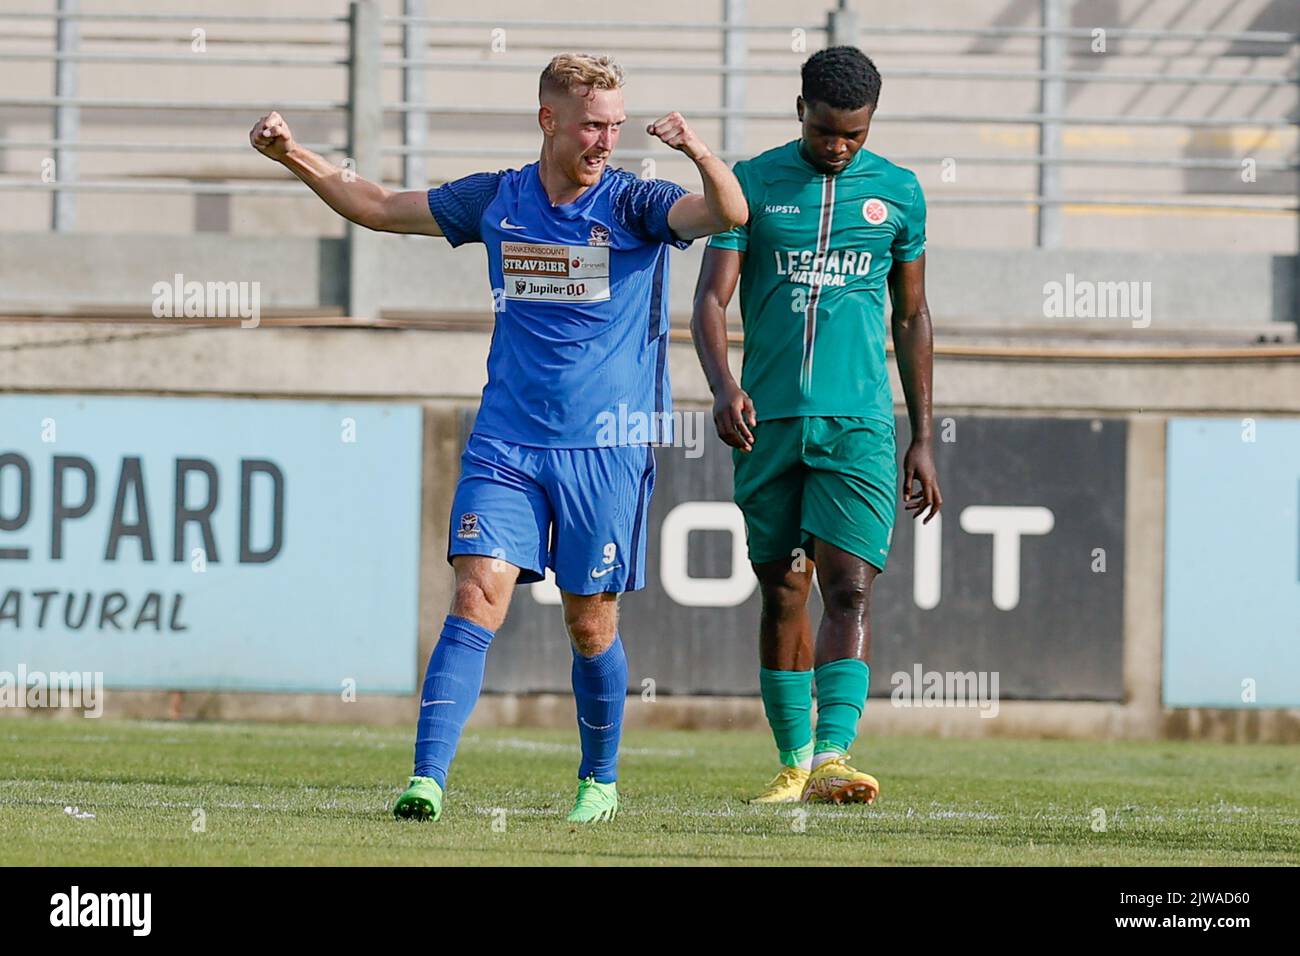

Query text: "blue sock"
[571, 635, 627, 783]
[413, 615, 495, 788]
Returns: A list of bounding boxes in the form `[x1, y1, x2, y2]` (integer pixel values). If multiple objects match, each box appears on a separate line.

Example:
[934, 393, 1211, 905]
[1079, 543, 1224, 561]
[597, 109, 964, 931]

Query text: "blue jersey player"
[250, 53, 746, 822]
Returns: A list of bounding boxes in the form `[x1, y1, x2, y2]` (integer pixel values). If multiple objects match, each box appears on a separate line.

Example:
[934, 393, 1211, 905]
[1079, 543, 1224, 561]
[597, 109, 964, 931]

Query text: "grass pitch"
[2, 719, 1297, 866]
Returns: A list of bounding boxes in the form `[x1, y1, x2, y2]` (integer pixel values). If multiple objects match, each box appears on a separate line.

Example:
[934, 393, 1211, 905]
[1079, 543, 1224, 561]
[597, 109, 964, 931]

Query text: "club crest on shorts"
[457, 512, 481, 539]
[863, 198, 888, 225]
[588, 223, 611, 246]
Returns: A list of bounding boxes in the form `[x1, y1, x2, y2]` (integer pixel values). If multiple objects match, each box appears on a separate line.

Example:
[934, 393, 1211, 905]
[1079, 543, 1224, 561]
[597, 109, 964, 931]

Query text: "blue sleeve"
[426, 172, 504, 247]
[612, 174, 691, 249]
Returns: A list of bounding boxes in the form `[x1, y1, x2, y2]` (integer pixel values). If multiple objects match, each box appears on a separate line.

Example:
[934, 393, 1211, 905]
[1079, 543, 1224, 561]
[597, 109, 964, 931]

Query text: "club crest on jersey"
[863, 198, 888, 225]
[588, 223, 611, 246]
[457, 512, 481, 539]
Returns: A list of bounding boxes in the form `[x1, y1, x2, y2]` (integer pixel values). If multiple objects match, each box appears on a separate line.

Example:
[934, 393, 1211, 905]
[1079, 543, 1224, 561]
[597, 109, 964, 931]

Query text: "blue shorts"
[447, 433, 656, 595]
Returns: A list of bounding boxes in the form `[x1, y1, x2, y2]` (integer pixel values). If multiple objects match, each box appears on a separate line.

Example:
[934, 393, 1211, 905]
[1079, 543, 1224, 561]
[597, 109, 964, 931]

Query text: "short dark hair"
[801, 46, 881, 111]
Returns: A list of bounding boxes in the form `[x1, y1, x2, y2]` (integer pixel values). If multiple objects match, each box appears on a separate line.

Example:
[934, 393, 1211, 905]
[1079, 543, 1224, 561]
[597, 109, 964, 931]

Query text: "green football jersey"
[708, 139, 926, 424]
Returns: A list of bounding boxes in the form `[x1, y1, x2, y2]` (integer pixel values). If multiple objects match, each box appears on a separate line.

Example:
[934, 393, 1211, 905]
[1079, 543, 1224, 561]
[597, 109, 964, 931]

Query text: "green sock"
[758, 667, 814, 768]
[781, 740, 815, 769]
[813, 659, 870, 754]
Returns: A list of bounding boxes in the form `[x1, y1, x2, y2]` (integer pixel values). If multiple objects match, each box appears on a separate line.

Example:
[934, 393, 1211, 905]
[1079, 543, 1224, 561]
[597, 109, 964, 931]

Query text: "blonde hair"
[539, 53, 625, 100]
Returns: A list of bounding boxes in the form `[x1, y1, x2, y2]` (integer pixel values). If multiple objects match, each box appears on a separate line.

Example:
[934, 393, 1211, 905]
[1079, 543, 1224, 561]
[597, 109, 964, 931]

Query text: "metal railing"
[0, 0, 1297, 313]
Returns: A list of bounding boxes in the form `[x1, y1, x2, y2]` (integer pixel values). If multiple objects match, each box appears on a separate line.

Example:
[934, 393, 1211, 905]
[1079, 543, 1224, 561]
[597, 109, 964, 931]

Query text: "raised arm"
[643, 112, 747, 241]
[888, 253, 942, 523]
[249, 111, 442, 236]
[691, 246, 756, 451]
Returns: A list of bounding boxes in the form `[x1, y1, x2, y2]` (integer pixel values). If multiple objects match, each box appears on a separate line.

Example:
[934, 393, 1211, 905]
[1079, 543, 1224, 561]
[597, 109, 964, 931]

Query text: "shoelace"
[770, 766, 806, 786]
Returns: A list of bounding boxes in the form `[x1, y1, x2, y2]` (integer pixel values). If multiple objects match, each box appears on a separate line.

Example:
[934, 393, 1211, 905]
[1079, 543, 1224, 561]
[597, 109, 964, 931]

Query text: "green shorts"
[732, 416, 898, 572]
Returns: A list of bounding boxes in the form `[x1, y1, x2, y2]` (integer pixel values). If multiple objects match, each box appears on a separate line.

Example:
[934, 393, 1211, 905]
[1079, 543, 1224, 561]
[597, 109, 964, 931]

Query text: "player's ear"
[538, 104, 555, 137]
[795, 96, 805, 122]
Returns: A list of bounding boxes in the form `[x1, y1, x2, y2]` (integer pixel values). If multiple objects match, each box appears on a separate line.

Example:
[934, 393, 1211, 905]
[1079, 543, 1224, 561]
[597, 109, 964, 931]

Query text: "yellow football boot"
[747, 765, 811, 804]
[801, 755, 880, 804]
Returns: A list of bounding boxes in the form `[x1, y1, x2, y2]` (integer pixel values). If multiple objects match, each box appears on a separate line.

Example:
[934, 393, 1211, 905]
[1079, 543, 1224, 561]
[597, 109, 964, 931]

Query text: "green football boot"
[392, 775, 443, 821]
[567, 775, 619, 823]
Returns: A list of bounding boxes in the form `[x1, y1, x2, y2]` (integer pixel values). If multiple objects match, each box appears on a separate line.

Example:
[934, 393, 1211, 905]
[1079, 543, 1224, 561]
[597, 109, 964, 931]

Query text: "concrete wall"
[1, 233, 1294, 339]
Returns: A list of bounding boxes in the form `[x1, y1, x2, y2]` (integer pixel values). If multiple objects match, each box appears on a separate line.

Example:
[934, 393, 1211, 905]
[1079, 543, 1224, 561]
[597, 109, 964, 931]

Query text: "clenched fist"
[646, 112, 710, 162]
[249, 111, 295, 162]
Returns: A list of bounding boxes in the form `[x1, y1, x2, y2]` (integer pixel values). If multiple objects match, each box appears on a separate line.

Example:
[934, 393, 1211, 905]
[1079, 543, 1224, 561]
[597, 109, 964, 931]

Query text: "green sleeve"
[706, 160, 753, 252]
[891, 173, 927, 262]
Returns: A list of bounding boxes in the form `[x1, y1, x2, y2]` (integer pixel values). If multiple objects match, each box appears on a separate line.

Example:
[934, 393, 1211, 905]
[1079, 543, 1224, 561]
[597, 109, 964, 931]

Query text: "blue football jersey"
[427, 163, 691, 449]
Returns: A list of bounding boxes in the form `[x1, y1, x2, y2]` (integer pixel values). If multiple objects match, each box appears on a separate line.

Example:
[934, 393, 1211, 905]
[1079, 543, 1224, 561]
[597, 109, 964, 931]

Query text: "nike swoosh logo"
[590, 564, 622, 579]
[421, 699, 455, 707]
[499, 217, 526, 230]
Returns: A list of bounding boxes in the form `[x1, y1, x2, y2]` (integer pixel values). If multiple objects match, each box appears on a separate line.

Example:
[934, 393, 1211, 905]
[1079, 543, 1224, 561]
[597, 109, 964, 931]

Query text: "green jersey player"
[691, 46, 942, 804]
